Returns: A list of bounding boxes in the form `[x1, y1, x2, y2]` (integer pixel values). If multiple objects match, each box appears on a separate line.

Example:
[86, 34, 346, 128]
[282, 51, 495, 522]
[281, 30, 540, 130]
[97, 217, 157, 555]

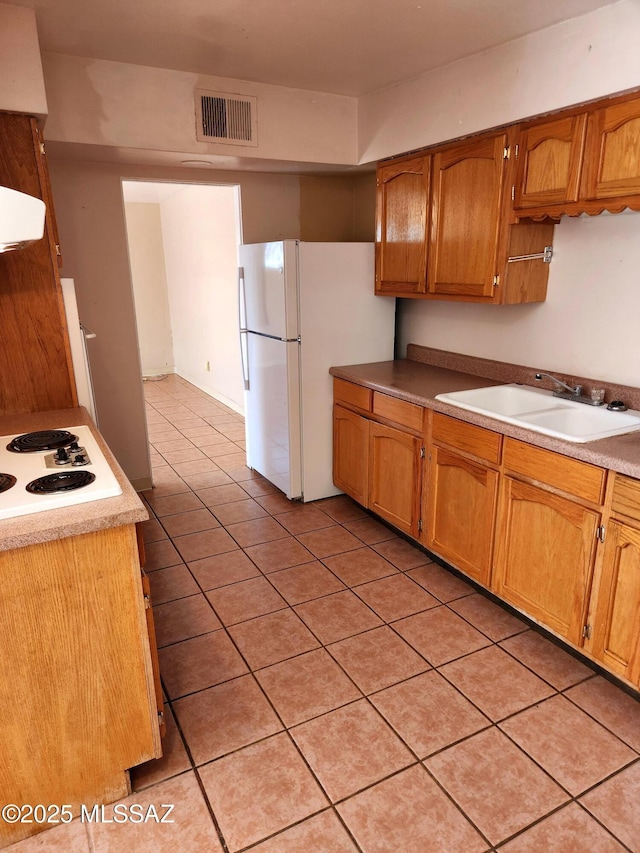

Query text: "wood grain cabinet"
[493, 439, 605, 646]
[332, 380, 423, 537]
[375, 155, 430, 295]
[0, 525, 162, 847]
[376, 130, 555, 304]
[588, 475, 640, 685]
[513, 113, 588, 209]
[582, 94, 640, 202]
[426, 414, 501, 586]
[0, 112, 77, 416]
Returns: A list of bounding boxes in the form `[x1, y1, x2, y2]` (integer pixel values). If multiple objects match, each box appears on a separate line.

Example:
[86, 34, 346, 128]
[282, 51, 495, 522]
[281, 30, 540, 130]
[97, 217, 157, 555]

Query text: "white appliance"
[0, 426, 122, 520]
[61, 278, 98, 425]
[239, 240, 395, 501]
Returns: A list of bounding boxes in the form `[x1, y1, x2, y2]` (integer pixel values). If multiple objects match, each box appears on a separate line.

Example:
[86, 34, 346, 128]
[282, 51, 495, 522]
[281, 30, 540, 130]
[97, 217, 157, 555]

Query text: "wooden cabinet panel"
[494, 477, 599, 644]
[375, 155, 430, 294]
[369, 421, 422, 536]
[333, 405, 369, 505]
[0, 526, 160, 845]
[514, 114, 588, 209]
[611, 473, 640, 522]
[427, 445, 498, 584]
[333, 377, 371, 412]
[591, 520, 640, 685]
[432, 412, 501, 464]
[503, 438, 606, 504]
[0, 113, 76, 415]
[583, 96, 640, 200]
[372, 391, 424, 432]
[428, 134, 507, 300]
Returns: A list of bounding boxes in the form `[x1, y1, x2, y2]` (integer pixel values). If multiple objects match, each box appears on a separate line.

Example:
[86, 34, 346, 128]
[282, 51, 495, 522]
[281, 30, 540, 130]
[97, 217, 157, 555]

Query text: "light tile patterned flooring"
[10, 374, 640, 852]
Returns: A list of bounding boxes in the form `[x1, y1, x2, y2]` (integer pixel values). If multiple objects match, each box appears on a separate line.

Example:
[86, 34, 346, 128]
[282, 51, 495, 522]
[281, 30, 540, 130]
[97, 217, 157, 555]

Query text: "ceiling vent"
[194, 89, 258, 147]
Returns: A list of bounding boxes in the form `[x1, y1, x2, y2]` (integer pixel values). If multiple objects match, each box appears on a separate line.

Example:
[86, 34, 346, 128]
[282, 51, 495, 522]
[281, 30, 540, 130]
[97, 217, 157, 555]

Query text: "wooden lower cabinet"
[427, 445, 499, 585]
[493, 477, 600, 645]
[0, 525, 162, 847]
[590, 522, 640, 685]
[369, 421, 422, 537]
[333, 405, 369, 505]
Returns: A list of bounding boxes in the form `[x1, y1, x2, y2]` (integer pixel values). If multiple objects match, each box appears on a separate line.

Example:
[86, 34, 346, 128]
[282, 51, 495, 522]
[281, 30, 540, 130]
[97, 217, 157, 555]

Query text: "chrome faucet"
[534, 372, 607, 406]
[534, 372, 582, 397]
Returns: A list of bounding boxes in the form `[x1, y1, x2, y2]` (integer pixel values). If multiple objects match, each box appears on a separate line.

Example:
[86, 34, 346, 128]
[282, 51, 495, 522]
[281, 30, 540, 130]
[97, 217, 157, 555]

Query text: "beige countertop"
[0, 407, 148, 552]
[330, 358, 640, 480]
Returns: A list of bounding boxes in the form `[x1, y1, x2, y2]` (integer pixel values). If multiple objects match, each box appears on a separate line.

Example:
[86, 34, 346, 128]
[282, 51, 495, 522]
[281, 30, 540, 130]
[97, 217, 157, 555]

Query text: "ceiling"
[13, 0, 620, 97]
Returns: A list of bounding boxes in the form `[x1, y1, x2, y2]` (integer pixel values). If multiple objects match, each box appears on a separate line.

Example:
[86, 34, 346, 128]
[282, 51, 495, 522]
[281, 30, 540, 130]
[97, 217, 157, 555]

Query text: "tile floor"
[9, 374, 640, 852]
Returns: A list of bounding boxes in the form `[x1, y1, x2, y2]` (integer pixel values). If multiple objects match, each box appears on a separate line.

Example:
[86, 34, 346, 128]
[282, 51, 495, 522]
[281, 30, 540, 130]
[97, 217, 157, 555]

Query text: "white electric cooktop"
[0, 425, 122, 520]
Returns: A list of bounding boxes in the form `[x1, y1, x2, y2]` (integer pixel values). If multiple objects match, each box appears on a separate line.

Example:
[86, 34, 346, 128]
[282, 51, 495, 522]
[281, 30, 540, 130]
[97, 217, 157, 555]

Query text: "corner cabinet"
[375, 129, 555, 304]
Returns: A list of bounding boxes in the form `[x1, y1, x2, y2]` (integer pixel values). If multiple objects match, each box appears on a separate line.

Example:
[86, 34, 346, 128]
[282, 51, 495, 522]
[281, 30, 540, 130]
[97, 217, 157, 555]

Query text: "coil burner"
[26, 471, 96, 495]
[7, 430, 78, 453]
[0, 473, 16, 494]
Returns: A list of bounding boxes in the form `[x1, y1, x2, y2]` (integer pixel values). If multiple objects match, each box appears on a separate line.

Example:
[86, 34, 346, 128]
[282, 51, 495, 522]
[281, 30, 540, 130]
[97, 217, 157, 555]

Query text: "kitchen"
[2, 0, 640, 849]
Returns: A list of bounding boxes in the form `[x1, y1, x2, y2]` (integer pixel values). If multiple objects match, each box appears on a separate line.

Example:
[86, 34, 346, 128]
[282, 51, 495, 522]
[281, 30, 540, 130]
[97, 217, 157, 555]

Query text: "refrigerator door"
[244, 332, 302, 499]
[239, 241, 299, 339]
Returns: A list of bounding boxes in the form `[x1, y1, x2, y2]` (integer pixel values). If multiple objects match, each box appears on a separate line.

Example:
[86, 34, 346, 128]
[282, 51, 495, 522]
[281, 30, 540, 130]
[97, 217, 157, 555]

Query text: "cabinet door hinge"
[55, 244, 61, 257]
[511, 185, 515, 202]
[419, 446, 426, 459]
[503, 146, 510, 160]
[597, 525, 606, 543]
[582, 624, 593, 640]
[417, 519, 423, 533]
[143, 593, 152, 610]
[493, 275, 500, 288]
[514, 143, 519, 159]
[39, 141, 46, 156]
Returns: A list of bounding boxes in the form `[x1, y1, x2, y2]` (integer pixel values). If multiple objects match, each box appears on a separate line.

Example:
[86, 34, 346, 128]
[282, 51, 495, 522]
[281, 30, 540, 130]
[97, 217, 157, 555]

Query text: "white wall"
[359, 0, 640, 387]
[0, 4, 47, 117]
[41, 53, 358, 167]
[124, 202, 174, 376]
[397, 211, 640, 386]
[159, 184, 244, 411]
[358, 0, 640, 163]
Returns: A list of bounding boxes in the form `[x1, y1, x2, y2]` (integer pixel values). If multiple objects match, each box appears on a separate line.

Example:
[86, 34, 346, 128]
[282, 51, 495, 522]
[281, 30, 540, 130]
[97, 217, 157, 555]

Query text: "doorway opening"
[121, 180, 245, 414]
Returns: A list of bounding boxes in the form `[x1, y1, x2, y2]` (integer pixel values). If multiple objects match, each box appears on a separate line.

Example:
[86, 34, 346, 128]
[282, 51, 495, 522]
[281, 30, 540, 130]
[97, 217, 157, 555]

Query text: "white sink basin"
[435, 384, 640, 443]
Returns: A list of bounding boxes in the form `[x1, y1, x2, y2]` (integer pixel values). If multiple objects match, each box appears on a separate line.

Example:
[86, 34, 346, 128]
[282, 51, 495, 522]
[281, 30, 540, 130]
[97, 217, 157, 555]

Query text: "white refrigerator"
[239, 240, 395, 502]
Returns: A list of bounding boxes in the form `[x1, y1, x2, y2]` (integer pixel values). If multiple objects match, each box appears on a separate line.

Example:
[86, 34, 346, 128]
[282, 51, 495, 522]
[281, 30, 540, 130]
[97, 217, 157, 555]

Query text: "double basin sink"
[435, 384, 640, 443]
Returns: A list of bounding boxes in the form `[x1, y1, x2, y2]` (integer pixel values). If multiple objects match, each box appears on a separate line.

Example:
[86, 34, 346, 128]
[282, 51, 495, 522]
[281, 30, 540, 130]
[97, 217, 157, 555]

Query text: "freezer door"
[244, 332, 302, 499]
[239, 241, 299, 339]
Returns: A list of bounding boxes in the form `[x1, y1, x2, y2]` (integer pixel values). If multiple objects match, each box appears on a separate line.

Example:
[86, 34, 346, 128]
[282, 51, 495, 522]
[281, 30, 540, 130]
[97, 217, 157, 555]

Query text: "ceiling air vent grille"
[195, 90, 258, 147]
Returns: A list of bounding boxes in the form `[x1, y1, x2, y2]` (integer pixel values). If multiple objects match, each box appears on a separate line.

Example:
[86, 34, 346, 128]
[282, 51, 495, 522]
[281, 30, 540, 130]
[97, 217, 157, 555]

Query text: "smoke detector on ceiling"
[194, 89, 258, 147]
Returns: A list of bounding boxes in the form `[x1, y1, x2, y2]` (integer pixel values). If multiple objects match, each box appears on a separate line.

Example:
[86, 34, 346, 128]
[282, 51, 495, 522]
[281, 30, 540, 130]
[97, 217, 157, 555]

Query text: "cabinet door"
[582, 96, 640, 200]
[514, 114, 587, 209]
[494, 478, 599, 645]
[333, 405, 369, 505]
[591, 521, 640, 685]
[375, 156, 430, 295]
[427, 446, 498, 585]
[428, 133, 507, 300]
[369, 421, 422, 537]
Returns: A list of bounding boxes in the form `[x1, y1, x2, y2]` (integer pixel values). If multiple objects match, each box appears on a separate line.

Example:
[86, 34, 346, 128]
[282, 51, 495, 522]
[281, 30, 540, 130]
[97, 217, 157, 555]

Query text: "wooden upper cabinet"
[514, 113, 588, 209]
[375, 155, 430, 295]
[582, 95, 640, 201]
[428, 133, 507, 301]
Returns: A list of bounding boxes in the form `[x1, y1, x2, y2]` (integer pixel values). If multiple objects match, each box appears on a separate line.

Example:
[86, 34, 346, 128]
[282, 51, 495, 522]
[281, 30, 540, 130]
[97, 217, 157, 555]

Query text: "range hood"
[0, 186, 46, 253]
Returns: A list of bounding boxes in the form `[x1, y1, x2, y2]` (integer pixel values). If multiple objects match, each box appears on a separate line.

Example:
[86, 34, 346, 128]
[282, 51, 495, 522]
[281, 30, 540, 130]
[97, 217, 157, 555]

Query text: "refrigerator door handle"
[238, 266, 250, 390]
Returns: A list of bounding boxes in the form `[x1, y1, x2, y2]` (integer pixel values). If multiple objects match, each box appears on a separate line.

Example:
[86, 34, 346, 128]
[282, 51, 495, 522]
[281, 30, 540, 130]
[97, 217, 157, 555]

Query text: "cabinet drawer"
[333, 378, 372, 412]
[503, 438, 606, 504]
[432, 412, 501, 465]
[611, 474, 640, 522]
[373, 392, 424, 432]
